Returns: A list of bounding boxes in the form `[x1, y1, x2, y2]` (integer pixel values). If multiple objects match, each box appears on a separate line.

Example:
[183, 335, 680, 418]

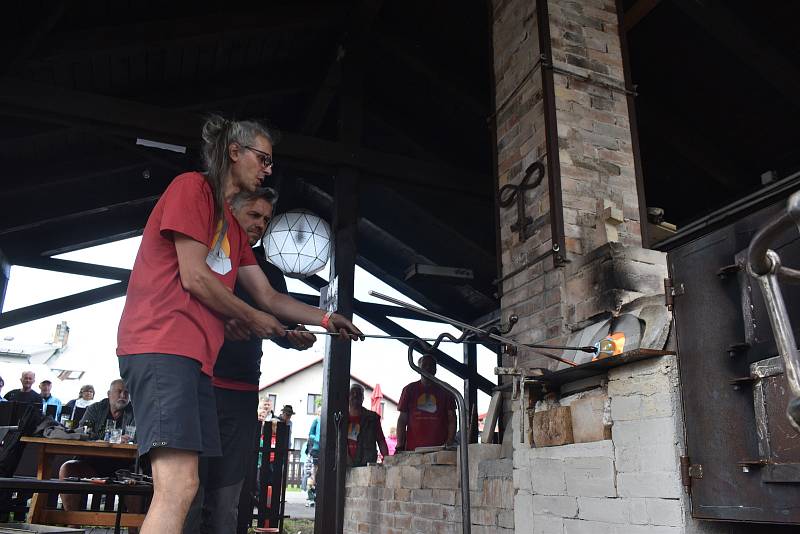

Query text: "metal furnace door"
[669, 200, 800, 524]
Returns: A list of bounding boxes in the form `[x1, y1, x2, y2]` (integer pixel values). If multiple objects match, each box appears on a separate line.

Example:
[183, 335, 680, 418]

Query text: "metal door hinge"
[665, 278, 685, 310]
[680, 455, 703, 493]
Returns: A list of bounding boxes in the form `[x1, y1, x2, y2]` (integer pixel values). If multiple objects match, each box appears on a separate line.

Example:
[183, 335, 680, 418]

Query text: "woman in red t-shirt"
[116, 115, 364, 534]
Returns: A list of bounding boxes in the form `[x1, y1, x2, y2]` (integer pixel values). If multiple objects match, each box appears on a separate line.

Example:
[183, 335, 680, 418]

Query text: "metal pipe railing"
[405, 334, 471, 534]
[747, 190, 800, 431]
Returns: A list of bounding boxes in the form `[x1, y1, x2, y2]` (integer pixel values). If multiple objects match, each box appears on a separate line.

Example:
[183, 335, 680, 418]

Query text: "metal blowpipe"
[365, 290, 590, 367]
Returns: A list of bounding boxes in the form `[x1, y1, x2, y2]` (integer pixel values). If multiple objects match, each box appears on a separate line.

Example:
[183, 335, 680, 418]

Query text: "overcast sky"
[0, 236, 494, 412]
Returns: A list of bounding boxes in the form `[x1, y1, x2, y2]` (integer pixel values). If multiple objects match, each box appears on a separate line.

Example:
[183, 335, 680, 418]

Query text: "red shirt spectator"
[397, 355, 456, 452]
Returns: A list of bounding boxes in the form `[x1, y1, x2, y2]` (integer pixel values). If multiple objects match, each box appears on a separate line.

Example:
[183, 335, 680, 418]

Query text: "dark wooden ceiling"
[0, 0, 499, 323]
[624, 0, 800, 230]
[4, 0, 796, 325]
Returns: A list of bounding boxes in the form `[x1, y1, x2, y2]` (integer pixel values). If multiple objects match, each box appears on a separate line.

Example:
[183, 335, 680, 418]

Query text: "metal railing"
[747, 190, 800, 431]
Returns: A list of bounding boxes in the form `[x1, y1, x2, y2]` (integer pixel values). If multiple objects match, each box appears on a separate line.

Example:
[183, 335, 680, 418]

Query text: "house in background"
[259, 358, 399, 452]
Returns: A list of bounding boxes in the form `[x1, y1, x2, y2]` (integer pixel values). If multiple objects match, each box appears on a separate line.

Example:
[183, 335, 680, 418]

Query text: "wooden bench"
[0, 476, 152, 534]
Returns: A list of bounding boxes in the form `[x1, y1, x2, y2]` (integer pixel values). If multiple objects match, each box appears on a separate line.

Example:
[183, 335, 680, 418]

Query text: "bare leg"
[141, 448, 199, 534]
[59, 460, 96, 511]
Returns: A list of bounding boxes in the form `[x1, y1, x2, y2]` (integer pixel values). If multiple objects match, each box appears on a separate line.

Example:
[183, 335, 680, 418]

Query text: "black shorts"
[118, 353, 222, 458]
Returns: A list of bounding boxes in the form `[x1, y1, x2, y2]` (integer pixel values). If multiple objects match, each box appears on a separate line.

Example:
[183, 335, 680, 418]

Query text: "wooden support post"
[315, 45, 362, 534]
[464, 342, 479, 443]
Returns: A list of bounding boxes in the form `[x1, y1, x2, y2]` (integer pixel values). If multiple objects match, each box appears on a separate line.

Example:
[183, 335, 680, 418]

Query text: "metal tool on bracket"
[747, 190, 800, 432]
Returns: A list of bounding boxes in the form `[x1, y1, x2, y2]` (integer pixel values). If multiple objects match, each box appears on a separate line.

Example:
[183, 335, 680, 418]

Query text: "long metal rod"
[299, 330, 594, 352]
[368, 291, 580, 366]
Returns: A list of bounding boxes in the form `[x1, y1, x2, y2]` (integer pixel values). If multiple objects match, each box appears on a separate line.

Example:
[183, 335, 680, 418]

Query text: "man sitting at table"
[58, 378, 137, 512]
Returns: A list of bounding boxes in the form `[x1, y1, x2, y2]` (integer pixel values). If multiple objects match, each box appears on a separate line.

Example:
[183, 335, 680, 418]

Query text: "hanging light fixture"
[263, 209, 331, 278]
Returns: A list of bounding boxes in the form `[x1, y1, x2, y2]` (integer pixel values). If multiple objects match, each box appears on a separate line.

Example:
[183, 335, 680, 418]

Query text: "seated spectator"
[39, 380, 62, 419]
[396, 355, 456, 452]
[347, 384, 388, 467]
[63, 384, 95, 420]
[4, 371, 42, 404]
[59, 379, 136, 511]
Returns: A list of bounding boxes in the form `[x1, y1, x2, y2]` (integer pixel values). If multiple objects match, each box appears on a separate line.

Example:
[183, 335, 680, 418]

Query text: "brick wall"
[343, 445, 515, 534]
[493, 0, 642, 363]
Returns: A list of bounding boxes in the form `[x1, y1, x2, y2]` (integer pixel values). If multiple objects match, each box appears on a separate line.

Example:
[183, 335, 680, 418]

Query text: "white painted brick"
[533, 495, 578, 518]
[563, 518, 615, 534]
[531, 458, 567, 495]
[628, 497, 648, 525]
[534, 514, 565, 534]
[498, 509, 514, 529]
[515, 490, 535, 529]
[564, 457, 616, 497]
[613, 418, 679, 473]
[617, 471, 682, 499]
[514, 466, 533, 493]
[622, 526, 682, 534]
[646, 497, 684, 527]
[576, 497, 630, 524]
[518, 440, 614, 466]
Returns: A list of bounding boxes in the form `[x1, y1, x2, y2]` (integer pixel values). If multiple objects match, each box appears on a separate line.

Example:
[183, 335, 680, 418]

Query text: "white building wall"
[259, 361, 399, 450]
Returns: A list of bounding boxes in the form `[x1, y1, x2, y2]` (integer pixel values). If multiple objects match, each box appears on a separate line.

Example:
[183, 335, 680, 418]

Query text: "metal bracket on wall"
[498, 160, 546, 242]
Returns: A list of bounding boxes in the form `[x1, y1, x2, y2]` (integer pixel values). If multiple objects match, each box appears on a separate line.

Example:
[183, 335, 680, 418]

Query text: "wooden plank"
[480, 391, 503, 444]
[43, 509, 145, 527]
[532, 406, 574, 447]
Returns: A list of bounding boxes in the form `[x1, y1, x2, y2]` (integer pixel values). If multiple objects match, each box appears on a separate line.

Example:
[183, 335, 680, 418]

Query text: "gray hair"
[109, 378, 125, 390]
[201, 114, 275, 223]
[350, 383, 365, 395]
[230, 186, 279, 211]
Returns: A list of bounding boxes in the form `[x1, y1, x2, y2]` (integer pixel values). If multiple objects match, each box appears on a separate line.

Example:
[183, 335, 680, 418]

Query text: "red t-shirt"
[398, 381, 456, 451]
[117, 172, 256, 375]
[347, 411, 386, 460]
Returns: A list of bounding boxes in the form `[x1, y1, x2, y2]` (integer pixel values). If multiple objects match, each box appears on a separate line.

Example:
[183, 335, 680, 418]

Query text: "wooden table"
[20, 436, 145, 529]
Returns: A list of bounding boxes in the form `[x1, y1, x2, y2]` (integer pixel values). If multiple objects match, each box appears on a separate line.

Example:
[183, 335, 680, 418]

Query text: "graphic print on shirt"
[206, 219, 232, 275]
[415, 392, 438, 414]
[348, 421, 361, 441]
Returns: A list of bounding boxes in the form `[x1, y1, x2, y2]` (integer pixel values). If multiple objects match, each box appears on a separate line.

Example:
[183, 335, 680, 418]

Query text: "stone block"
[394, 513, 412, 529]
[417, 502, 445, 520]
[459, 443, 502, 490]
[514, 490, 535, 529]
[531, 458, 567, 495]
[613, 418, 678, 473]
[423, 465, 459, 489]
[617, 471, 682, 499]
[470, 506, 497, 526]
[646, 497, 684, 527]
[411, 489, 433, 501]
[478, 458, 513, 478]
[432, 488, 457, 505]
[563, 518, 615, 534]
[430, 450, 458, 465]
[532, 494, 578, 518]
[564, 456, 616, 497]
[522, 439, 614, 461]
[498, 509, 515, 529]
[534, 514, 565, 534]
[576, 496, 630, 524]
[386, 466, 422, 489]
[514, 465, 533, 492]
[481, 478, 514, 509]
[570, 392, 609, 443]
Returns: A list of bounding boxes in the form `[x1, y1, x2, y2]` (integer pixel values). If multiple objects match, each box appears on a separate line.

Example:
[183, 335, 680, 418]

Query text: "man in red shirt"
[116, 116, 363, 534]
[347, 384, 388, 467]
[396, 355, 456, 452]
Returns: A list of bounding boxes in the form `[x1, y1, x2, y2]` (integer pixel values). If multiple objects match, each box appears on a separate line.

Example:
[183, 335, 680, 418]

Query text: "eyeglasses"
[243, 145, 274, 168]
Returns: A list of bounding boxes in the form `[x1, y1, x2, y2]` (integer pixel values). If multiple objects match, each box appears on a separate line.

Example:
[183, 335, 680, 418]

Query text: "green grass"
[274, 518, 314, 534]
[285, 484, 303, 493]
